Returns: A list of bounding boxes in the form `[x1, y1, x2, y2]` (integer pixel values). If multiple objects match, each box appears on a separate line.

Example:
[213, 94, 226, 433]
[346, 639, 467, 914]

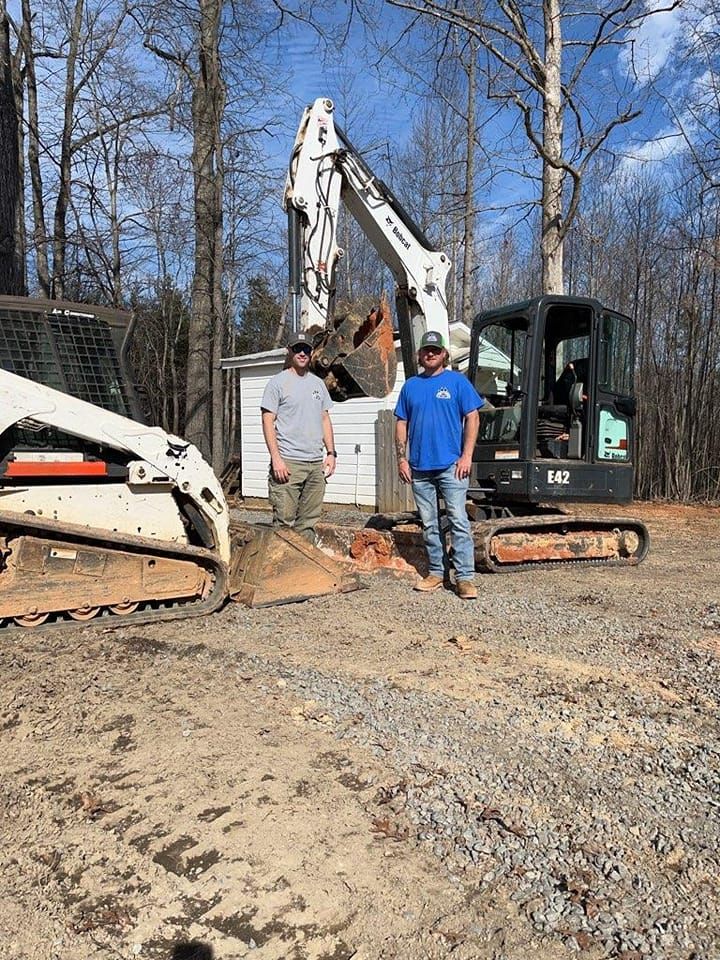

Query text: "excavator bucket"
[312, 295, 397, 400]
[335, 301, 397, 398]
[228, 523, 362, 607]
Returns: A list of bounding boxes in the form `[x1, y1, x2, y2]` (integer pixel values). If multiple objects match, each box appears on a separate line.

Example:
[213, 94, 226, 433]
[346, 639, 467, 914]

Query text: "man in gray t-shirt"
[260, 332, 336, 542]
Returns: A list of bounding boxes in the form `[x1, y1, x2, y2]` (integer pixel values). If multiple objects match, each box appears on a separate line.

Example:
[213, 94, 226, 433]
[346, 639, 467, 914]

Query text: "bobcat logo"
[435, 387, 451, 400]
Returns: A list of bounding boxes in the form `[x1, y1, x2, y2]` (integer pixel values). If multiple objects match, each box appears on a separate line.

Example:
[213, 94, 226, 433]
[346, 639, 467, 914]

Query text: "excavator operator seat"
[550, 357, 588, 409]
[537, 358, 589, 459]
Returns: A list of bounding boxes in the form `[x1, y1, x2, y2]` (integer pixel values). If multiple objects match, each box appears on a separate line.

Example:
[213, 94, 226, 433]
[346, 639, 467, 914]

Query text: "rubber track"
[474, 514, 651, 574]
[0, 509, 228, 633]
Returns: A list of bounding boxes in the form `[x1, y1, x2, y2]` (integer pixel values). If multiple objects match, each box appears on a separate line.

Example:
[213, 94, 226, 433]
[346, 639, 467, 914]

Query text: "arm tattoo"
[395, 438, 407, 461]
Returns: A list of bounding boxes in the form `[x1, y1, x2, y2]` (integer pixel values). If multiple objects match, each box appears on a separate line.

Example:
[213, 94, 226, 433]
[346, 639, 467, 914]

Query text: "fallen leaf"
[584, 896, 601, 919]
[478, 805, 527, 837]
[447, 634, 478, 653]
[76, 791, 109, 818]
[72, 906, 132, 933]
[371, 816, 409, 841]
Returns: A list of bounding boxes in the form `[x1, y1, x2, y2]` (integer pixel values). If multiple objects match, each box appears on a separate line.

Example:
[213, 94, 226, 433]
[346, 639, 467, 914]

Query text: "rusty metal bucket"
[311, 295, 397, 400]
[228, 524, 362, 607]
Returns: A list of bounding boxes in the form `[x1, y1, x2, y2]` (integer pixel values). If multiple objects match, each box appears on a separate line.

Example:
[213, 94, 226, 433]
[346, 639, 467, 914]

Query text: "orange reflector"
[619, 438, 628, 449]
[5, 461, 108, 477]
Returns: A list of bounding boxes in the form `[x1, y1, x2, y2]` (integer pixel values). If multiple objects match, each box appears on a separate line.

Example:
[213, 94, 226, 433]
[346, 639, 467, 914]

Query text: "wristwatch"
[327, 450, 337, 457]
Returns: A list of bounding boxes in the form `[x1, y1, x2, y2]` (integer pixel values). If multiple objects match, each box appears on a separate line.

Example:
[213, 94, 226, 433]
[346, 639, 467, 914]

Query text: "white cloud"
[618, 2, 684, 84]
[619, 123, 687, 172]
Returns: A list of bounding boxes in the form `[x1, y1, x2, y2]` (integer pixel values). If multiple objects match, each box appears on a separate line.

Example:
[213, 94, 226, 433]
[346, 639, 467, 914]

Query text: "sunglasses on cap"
[291, 343, 312, 355]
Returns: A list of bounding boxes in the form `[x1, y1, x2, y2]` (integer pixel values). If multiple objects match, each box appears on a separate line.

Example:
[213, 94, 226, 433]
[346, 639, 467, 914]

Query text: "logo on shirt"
[435, 387, 451, 400]
[312, 389, 322, 401]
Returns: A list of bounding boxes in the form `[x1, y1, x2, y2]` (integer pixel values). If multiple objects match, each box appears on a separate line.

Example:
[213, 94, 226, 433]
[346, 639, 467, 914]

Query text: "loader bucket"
[228, 524, 362, 607]
[311, 295, 397, 400]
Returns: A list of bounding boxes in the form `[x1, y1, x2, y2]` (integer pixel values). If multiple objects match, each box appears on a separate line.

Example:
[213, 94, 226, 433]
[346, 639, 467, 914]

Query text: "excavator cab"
[468, 295, 637, 508]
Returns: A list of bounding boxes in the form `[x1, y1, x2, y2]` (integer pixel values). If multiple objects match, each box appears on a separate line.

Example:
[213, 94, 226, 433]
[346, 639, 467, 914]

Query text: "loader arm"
[0, 369, 230, 563]
[285, 97, 452, 399]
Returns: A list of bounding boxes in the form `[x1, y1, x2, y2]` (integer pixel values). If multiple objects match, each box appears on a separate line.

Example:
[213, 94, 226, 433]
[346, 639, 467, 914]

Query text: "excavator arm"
[285, 97, 452, 400]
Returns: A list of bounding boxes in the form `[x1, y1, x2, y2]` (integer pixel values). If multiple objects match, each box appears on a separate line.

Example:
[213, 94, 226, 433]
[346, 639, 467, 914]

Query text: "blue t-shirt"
[394, 370, 484, 471]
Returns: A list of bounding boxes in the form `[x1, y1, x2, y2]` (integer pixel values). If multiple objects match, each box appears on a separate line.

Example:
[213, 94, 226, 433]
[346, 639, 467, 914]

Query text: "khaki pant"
[268, 459, 326, 542]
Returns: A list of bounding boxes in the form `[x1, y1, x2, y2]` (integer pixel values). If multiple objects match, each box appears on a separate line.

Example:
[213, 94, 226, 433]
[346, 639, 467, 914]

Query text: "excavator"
[283, 97, 649, 571]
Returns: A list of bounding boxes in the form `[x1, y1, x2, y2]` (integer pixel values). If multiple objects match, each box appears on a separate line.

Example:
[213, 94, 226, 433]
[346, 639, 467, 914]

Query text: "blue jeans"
[411, 465, 475, 580]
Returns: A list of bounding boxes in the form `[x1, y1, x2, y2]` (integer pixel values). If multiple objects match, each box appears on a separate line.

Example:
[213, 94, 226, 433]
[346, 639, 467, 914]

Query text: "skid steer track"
[0, 509, 227, 632]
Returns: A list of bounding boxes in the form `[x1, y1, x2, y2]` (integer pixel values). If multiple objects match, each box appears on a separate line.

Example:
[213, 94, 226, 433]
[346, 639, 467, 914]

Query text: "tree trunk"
[20, 0, 50, 296]
[185, 0, 224, 462]
[102, 127, 123, 306]
[0, 1, 23, 295]
[52, 0, 84, 301]
[273, 298, 288, 348]
[461, 41, 477, 325]
[541, 0, 564, 294]
[211, 114, 226, 472]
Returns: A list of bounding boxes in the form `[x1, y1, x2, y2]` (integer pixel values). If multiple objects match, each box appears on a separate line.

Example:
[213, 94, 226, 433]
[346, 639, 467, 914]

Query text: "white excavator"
[285, 97, 457, 401]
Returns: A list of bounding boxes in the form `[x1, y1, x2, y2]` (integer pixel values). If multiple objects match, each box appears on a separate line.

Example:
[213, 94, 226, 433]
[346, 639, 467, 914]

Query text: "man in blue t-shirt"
[394, 330, 484, 599]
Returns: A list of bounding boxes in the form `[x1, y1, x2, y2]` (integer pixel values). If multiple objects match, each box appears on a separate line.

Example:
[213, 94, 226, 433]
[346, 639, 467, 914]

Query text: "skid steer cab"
[468, 295, 637, 508]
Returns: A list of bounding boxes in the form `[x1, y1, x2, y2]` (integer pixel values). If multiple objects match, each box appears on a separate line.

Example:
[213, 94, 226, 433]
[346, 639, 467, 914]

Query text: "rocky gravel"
[1, 502, 719, 959]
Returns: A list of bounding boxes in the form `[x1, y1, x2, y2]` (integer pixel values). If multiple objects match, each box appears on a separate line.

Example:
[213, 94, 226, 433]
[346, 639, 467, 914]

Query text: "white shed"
[231, 347, 406, 507]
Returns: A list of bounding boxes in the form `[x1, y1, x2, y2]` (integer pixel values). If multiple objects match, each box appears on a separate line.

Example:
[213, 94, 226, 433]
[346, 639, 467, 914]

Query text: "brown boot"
[456, 580, 478, 600]
[414, 574, 444, 592]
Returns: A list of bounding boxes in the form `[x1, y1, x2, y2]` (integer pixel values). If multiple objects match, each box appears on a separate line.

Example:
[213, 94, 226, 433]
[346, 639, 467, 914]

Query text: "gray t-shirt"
[261, 369, 332, 461]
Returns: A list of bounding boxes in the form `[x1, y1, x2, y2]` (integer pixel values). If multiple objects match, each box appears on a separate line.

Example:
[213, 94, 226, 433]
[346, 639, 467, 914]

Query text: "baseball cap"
[419, 330, 445, 349]
[287, 331, 313, 349]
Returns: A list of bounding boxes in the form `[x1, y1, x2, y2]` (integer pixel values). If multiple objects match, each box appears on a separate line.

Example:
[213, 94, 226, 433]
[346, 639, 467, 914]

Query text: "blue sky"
[8, 0, 709, 296]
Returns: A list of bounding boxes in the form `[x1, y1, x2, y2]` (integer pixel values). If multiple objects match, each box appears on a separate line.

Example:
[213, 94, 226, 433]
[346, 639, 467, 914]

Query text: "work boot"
[414, 574, 444, 592]
[456, 580, 478, 600]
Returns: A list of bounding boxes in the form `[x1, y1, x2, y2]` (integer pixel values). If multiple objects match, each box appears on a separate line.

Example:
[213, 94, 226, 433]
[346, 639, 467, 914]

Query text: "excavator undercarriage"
[474, 513, 649, 572]
[315, 510, 649, 579]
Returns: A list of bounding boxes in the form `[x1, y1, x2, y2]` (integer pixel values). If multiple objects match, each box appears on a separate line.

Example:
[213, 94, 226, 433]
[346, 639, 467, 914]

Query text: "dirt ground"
[1, 502, 718, 960]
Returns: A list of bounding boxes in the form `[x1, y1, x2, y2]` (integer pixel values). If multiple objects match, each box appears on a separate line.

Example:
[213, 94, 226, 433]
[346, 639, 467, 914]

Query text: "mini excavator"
[282, 97, 649, 571]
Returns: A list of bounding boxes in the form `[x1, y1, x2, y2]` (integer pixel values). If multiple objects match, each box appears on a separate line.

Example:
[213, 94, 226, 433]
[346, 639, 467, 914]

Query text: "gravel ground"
[1, 502, 718, 960]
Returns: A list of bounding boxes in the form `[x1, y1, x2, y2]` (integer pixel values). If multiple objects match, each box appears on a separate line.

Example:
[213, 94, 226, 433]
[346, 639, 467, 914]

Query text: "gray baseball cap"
[288, 331, 313, 349]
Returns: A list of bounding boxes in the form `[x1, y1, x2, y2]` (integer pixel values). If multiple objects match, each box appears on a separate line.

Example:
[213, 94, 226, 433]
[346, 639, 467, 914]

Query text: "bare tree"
[386, 0, 682, 293]
[18, 0, 49, 295]
[142, 0, 225, 464]
[653, 0, 720, 193]
[0, 0, 23, 294]
[460, 36, 478, 325]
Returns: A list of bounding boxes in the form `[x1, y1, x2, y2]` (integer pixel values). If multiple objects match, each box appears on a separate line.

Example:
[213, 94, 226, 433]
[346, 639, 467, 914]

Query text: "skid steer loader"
[0, 296, 358, 629]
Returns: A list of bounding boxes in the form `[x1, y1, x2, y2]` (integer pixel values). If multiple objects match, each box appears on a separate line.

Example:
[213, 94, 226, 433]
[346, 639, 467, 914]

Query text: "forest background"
[0, 0, 717, 500]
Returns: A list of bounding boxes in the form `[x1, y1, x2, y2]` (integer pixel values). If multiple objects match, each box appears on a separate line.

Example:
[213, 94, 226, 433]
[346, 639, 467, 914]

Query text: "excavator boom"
[285, 97, 453, 400]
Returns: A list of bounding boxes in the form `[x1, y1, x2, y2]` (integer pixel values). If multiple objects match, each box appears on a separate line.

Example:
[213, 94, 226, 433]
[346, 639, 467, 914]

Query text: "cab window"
[600, 314, 633, 396]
